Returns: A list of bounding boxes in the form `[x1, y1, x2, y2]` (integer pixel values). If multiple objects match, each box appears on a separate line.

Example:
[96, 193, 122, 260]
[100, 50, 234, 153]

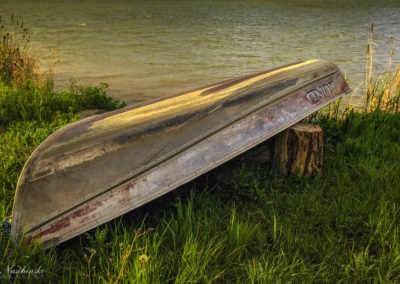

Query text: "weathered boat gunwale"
[11, 60, 350, 247]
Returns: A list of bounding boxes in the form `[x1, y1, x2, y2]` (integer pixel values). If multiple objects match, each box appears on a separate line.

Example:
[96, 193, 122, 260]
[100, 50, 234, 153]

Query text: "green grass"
[1, 16, 400, 283]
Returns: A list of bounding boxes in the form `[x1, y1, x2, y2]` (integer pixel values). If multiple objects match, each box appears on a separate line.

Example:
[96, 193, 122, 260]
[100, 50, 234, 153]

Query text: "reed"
[324, 22, 400, 119]
[363, 23, 400, 114]
[0, 14, 41, 89]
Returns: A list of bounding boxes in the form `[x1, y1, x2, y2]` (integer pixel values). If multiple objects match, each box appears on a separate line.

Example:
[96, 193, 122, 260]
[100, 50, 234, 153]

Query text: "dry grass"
[364, 22, 400, 114]
[0, 13, 51, 89]
[326, 22, 400, 119]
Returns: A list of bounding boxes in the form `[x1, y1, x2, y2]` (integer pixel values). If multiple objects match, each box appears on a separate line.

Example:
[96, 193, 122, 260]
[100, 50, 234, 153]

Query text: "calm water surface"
[1, 0, 400, 104]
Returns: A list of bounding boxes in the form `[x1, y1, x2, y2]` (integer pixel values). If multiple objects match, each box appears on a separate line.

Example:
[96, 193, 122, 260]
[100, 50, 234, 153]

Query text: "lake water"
[1, 0, 400, 104]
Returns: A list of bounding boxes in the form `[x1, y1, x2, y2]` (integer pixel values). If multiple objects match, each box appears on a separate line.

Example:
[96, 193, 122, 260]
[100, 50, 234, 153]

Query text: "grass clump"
[0, 14, 38, 89]
[1, 19, 400, 282]
[0, 81, 124, 128]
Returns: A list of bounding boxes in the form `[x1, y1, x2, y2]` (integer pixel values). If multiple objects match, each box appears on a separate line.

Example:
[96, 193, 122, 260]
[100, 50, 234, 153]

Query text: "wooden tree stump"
[274, 123, 323, 177]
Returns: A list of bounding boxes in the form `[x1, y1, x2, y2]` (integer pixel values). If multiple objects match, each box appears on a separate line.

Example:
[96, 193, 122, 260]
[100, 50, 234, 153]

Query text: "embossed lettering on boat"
[306, 81, 337, 104]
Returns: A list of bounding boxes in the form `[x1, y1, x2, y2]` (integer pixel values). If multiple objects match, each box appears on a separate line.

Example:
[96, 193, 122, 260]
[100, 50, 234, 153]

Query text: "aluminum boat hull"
[10, 60, 350, 247]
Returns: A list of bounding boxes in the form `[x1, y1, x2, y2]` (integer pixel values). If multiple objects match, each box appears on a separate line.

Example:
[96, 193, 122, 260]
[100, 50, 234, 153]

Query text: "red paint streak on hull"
[119, 183, 134, 204]
[27, 200, 107, 245]
[26, 218, 71, 245]
[27, 182, 137, 245]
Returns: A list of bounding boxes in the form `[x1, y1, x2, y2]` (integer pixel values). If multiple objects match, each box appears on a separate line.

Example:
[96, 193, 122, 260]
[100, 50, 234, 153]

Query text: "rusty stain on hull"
[11, 60, 350, 248]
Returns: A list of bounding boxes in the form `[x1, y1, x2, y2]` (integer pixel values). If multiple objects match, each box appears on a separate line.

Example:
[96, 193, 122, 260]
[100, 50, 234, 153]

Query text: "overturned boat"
[10, 59, 350, 247]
